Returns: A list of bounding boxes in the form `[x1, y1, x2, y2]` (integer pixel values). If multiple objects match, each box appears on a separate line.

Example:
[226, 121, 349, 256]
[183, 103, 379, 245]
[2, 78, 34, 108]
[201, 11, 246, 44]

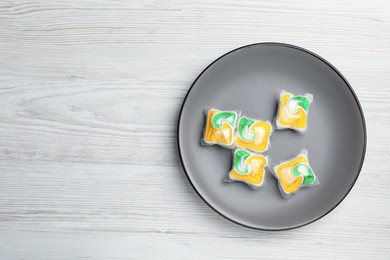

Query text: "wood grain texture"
[0, 0, 389, 259]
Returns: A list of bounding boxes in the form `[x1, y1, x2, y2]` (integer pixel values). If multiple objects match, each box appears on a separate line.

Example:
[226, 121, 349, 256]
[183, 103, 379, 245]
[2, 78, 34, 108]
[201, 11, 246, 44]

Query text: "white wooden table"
[0, 1, 389, 259]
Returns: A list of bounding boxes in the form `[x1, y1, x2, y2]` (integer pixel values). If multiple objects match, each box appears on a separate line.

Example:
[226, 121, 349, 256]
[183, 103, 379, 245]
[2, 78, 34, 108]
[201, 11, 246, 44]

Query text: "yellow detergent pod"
[272, 150, 318, 198]
[202, 108, 238, 148]
[275, 90, 313, 133]
[228, 149, 268, 189]
[235, 116, 272, 153]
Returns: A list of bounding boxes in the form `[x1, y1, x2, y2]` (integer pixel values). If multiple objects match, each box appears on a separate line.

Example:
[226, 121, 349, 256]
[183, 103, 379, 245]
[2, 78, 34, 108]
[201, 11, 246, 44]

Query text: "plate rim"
[177, 42, 367, 231]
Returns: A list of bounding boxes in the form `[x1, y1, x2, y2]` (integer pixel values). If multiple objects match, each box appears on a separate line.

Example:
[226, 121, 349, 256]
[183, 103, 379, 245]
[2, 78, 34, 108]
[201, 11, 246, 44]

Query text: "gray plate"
[177, 43, 366, 230]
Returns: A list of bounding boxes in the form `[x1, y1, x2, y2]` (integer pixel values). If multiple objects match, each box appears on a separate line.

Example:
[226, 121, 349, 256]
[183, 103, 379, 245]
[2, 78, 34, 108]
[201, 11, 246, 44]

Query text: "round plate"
[177, 43, 366, 230]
